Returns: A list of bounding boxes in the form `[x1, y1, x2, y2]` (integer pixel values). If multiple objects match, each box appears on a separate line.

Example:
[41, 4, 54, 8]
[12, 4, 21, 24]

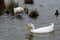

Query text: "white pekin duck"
[14, 7, 25, 14]
[25, 23, 54, 33]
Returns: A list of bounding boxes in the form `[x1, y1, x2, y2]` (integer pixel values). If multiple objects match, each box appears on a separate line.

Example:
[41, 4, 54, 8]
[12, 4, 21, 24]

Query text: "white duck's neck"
[32, 26, 35, 29]
[30, 24, 35, 29]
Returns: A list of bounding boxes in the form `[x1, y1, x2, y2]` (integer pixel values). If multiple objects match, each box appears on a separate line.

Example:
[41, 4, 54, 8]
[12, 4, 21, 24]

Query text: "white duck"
[14, 7, 25, 14]
[25, 23, 54, 33]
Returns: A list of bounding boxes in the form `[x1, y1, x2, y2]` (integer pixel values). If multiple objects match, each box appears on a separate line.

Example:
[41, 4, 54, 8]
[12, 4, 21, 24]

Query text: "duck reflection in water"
[25, 32, 54, 40]
[25, 33, 34, 40]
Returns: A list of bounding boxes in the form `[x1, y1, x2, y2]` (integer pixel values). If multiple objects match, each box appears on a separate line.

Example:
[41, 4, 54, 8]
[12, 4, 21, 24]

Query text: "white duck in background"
[25, 23, 54, 33]
[14, 7, 25, 14]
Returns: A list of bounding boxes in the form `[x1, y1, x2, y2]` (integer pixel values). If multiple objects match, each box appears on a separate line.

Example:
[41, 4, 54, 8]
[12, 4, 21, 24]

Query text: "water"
[0, 0, 60, 40]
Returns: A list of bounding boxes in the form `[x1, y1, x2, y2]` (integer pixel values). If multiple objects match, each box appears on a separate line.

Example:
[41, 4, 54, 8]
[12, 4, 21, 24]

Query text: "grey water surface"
[0, 0, 60, 40]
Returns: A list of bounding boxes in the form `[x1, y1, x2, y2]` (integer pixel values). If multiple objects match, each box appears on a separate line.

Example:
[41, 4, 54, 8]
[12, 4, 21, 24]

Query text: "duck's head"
[56, 10, 58, 13]
[25, 23, 35, 30]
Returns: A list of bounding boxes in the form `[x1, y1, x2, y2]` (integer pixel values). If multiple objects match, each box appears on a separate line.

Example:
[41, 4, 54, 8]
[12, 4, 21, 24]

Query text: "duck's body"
[14, 7, 24, 13]
[55, 10, 59, 17]
[26, 23, 54, 33]
[14, 7, 25, 16]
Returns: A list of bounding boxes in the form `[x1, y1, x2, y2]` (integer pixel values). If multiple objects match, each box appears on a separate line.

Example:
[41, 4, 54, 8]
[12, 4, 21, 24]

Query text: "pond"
[0, 0, 60, 40]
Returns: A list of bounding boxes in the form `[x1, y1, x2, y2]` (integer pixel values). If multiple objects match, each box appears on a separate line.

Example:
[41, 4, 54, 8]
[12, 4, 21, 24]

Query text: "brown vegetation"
[24, 0, 33, 4]
[0, 0, 5, 16]
[5, 0, 19, 16]
[29, 10, 39, 18]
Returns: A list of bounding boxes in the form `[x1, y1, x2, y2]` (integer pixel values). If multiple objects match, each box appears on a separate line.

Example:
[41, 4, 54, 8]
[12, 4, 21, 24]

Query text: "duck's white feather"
[29, 23, 54, 33]
[14, 7, 24, 13]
